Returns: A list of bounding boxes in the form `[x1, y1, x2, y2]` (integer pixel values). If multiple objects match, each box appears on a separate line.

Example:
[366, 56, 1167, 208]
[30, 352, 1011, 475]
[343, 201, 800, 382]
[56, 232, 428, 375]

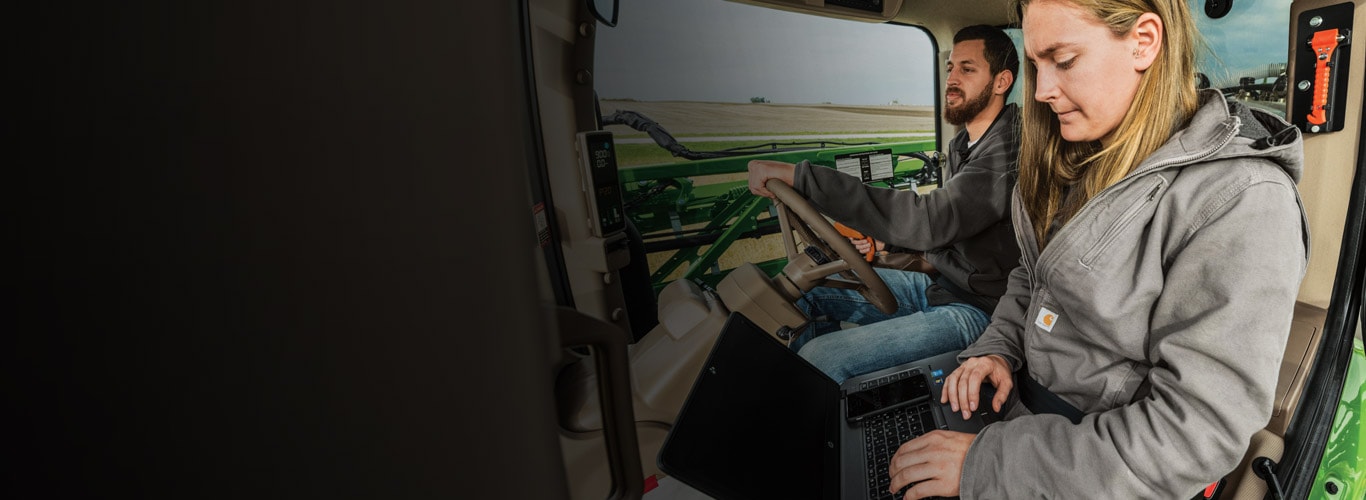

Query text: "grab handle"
[557, 307, 643, 500]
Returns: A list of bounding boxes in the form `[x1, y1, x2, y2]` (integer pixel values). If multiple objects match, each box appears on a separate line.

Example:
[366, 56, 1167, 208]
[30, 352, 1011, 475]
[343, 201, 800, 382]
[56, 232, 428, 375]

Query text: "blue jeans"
[791, 269, 990, 383]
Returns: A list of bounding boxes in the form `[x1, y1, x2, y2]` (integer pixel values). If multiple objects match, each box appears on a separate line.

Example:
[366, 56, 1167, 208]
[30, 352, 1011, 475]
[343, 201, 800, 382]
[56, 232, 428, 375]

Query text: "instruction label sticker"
[835, 149, 894, 182]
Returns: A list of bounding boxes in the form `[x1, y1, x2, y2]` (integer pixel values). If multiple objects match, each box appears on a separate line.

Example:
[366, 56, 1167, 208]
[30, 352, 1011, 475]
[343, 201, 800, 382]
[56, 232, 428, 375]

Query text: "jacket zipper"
[1078, 178, 1166, 269]
[1013, 192, 1039, 284]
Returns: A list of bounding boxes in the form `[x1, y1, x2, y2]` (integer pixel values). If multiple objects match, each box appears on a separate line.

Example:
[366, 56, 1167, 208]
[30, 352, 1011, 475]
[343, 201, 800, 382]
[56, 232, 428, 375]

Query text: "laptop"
[657, 312, 1003, 499]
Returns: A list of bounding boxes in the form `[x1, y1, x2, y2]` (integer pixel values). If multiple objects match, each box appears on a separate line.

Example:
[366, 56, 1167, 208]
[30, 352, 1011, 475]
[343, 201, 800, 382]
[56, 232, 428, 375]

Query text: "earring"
[1133, 48, 1141, 57]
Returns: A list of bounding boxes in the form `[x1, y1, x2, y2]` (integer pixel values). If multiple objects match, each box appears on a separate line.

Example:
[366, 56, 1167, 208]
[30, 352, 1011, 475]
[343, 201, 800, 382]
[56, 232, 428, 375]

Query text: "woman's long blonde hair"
[1016, 0, 1200, 247]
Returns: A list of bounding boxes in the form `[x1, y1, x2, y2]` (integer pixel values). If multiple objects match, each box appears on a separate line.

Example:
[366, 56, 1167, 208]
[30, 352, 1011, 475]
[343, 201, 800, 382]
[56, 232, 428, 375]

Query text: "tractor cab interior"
[9, 0, 1360, 499]
[534, 0, 1366, 499]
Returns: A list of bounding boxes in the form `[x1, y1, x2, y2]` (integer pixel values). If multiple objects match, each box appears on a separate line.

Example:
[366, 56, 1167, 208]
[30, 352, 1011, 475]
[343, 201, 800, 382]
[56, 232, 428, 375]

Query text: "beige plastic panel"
[1222, 429, 1286, 500]
[1291, 0, 1366, 309]
[558, 280, 731, 433]
[1269, 302, 1327, 435]
[657, 277, 717, 340]
[715, 263, 809, 339]
[558, 280, 730, 499]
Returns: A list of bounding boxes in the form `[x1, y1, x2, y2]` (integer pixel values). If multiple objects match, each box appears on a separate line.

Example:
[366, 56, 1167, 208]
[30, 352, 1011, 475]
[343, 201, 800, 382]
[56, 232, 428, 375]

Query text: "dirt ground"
[600, 100, 935, 136]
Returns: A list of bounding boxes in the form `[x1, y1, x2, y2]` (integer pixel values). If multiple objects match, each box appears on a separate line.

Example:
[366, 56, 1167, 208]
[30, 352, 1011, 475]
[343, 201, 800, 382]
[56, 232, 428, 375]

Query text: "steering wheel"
[765, 179, 897, 314]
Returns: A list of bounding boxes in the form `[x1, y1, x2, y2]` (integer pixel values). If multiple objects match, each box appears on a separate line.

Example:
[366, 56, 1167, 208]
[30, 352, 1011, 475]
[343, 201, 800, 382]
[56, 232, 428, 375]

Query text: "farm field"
[600, 99, 935, 137]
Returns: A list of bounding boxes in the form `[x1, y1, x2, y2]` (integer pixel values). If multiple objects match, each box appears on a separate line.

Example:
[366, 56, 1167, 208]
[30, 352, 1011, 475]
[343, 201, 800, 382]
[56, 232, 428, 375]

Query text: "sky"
[595, 0, 937, 105]
[595, 0, 1294, 105]
[1193, 0, 1296, 87]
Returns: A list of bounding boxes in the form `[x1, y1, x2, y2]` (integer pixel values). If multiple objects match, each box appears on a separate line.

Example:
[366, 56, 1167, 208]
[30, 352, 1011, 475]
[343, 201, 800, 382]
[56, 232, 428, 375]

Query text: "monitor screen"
[581, 132, 626, 236]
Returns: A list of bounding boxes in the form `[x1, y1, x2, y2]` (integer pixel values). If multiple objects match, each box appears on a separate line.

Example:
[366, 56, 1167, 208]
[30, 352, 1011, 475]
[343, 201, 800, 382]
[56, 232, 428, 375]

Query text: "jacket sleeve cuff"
[958, 341, 1023, 372]
[959, 426, 1001, 499]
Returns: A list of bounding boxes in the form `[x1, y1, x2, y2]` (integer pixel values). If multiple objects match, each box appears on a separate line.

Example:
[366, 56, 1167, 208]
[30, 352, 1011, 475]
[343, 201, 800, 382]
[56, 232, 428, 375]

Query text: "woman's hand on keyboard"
[887, 430, 974, 499]
[942, 355, 1012, 420]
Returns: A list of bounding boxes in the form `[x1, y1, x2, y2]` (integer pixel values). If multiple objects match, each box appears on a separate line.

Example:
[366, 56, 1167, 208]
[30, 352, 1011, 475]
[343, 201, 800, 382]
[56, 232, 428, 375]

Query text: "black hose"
[601, 110, 733, 160]
[602, 109, 882, 160]
[1252, 457, 1285, 500]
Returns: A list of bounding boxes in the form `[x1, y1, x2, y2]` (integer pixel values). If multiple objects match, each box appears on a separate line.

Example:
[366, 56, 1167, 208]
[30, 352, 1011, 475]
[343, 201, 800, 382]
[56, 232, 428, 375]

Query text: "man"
[746, 25, 1021, 383]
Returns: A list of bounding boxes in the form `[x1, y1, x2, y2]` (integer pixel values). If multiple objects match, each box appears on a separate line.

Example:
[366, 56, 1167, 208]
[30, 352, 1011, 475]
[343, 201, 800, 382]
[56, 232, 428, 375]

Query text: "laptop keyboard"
[862, 401, 935, 500]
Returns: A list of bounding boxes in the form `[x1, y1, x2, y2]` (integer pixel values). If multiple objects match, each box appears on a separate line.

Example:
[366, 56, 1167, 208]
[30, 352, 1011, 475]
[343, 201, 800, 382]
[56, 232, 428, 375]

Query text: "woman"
[887, 0, 1308, 498]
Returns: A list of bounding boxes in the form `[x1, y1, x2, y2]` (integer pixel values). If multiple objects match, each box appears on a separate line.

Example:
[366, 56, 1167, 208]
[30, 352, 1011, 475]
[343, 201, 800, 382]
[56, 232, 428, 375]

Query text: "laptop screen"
[658, 313, 841, 499]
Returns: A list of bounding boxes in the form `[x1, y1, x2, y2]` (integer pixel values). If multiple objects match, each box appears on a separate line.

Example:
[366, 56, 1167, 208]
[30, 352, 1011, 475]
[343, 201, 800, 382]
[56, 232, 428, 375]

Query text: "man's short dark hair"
[953, 25, 1020, 96]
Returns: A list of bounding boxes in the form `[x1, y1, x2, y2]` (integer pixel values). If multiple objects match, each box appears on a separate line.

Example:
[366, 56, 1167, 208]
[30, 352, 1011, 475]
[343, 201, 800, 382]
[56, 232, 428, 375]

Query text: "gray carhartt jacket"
[958, 91, 1309, 498]
[794, 104, 1021, 312]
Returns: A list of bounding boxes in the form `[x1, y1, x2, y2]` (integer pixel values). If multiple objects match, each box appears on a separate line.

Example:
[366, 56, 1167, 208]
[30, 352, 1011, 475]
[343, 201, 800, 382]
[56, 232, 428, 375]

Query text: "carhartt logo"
[1035, 307, 1058, 332]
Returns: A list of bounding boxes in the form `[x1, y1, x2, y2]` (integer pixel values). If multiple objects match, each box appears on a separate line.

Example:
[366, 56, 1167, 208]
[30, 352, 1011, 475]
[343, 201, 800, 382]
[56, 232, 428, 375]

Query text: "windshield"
[595, 0, 939, 290]
[1193, 0, 1292, 116]
[596, 0, 938, 168]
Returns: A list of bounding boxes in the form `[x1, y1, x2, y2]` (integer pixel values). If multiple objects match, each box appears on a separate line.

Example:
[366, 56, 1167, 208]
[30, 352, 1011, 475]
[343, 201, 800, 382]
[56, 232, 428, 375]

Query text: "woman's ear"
[1131, 12, 1163, 72]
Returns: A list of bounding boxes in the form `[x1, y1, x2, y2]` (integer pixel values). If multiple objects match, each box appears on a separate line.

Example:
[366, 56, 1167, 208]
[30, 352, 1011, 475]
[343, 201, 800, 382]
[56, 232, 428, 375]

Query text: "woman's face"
[1023, 0, 1147, 145]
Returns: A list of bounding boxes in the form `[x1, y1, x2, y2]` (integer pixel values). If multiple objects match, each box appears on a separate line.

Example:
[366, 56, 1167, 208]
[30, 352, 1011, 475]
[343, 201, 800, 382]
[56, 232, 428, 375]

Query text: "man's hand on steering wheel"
[747, 159, 896, 315]
[747, 160, 797, 199]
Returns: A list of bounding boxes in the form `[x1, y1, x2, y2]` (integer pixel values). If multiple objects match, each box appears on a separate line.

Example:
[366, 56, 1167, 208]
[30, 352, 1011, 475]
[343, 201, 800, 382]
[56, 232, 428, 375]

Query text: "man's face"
[944, 39, 997, 126]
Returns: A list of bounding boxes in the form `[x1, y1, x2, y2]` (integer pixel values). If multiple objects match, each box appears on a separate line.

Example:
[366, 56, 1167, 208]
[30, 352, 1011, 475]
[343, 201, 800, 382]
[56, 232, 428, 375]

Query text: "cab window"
[1192, 0, 1292, 116]
[595, 0, 937, 292]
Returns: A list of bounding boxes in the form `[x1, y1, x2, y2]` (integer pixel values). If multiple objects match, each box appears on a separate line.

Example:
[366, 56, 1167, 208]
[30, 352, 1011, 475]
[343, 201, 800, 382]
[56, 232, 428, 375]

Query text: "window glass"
[595, 1, 937, 289]
[596, 1, 937, 167]
[1193, 0, 1293, 116]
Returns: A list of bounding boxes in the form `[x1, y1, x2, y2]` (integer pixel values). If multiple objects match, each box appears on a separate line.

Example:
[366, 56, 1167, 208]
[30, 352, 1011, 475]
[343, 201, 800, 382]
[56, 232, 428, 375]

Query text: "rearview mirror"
[588, 0, 618, 27]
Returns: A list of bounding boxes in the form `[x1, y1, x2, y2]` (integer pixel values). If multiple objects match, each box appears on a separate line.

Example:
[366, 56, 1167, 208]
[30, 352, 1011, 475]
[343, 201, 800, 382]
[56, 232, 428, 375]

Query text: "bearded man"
[746, 25, 1022, 382]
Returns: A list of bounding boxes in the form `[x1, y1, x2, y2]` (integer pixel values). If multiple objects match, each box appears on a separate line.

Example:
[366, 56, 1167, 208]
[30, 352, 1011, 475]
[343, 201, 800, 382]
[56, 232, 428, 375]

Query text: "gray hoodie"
[957, 90, 1309, 498]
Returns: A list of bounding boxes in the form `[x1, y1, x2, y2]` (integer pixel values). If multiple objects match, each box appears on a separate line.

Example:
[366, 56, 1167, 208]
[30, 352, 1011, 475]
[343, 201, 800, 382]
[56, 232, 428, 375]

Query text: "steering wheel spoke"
[765, 179, 896, 314]
[818, 276, 864, 290]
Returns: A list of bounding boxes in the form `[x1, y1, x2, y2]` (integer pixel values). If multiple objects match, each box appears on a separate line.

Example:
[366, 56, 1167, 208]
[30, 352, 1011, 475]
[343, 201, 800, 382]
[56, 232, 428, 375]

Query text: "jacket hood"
[1134, 89, 1303, 183]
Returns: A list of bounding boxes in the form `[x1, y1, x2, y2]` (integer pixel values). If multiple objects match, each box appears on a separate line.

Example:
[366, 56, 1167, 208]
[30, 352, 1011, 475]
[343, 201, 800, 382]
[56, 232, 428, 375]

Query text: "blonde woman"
[887, 0, 1308, 498]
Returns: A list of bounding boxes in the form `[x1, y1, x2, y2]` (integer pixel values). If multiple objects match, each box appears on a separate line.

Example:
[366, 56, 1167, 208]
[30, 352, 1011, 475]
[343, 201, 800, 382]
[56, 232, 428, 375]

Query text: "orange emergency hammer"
[1307, 28, 1348, 127]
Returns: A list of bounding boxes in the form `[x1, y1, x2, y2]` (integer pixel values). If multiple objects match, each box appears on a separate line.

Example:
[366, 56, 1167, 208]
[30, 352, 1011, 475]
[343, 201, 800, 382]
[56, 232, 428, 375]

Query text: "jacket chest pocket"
[1079, 177, 1166, 269]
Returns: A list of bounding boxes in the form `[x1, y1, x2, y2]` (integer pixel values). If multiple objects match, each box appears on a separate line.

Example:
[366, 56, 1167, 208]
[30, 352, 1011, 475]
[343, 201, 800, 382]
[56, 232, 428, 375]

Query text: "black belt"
[1016, 364, 1084, 424]
[1015, 363, 1153, 425]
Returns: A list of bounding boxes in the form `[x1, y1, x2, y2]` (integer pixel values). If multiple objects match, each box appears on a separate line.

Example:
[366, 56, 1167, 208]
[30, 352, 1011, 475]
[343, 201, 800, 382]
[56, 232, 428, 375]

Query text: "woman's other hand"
[942, 354, 1012, 420]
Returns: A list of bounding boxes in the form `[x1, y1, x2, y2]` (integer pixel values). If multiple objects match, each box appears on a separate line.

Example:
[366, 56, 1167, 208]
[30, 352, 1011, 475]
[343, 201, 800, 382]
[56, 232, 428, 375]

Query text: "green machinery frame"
[1309, 338, 1366, 500]
[618, 140, 937, 294]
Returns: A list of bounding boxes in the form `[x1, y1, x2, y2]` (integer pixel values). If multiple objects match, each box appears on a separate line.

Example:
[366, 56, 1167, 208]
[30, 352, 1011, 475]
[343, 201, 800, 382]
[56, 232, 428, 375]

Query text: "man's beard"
[944, 83, 994, 126]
